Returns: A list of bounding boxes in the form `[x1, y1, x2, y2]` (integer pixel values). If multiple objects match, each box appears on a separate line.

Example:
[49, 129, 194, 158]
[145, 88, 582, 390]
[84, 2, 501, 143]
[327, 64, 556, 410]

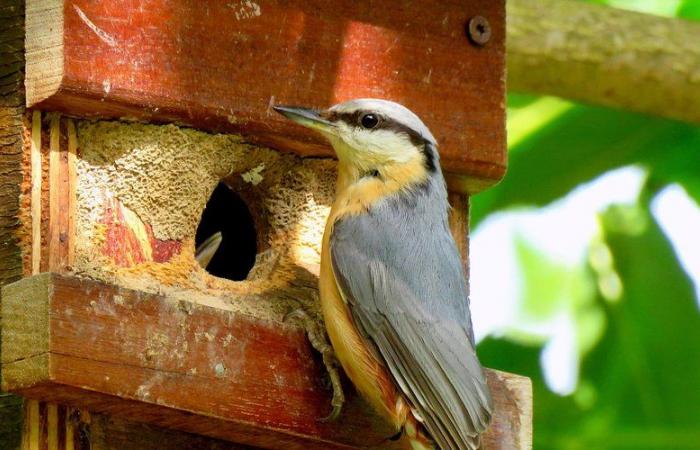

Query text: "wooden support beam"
[2, 274, 532, 450]
[24, 0, 506, 193]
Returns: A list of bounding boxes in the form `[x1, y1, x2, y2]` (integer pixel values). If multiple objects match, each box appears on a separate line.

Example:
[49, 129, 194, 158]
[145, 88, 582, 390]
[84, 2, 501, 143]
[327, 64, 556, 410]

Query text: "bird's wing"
[330, 211, 493, 450]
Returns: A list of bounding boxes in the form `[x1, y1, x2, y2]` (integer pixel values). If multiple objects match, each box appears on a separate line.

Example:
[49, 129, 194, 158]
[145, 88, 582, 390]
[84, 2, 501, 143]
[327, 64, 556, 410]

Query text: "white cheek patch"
[345, 128, 417, 165]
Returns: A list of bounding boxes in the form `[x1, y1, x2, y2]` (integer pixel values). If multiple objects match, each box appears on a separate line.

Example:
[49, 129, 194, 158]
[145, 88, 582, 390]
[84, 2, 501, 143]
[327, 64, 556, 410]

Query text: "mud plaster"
[74, 120, 337, 324]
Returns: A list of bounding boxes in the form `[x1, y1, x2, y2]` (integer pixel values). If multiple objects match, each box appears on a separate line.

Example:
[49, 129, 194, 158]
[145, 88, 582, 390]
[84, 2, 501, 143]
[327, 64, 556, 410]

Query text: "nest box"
[0, 1, 531, 449]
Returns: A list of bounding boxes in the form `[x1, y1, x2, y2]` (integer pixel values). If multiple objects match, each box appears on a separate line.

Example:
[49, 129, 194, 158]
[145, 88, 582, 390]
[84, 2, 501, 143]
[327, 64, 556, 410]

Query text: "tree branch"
[507, 0, 700, 124]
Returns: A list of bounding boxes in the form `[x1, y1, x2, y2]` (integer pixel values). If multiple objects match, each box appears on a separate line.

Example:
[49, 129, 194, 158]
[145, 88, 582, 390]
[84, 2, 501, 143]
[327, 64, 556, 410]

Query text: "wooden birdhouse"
[0, 1, 532, 449]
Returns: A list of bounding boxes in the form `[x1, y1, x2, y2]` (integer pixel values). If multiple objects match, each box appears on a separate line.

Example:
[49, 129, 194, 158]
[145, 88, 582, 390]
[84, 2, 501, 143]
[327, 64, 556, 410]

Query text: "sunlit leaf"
[472, 104, 700, 226]
[677, 0, 700, 20]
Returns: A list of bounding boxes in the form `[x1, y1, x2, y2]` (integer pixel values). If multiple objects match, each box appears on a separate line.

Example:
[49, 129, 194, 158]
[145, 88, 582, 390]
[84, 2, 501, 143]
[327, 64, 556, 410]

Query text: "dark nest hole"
[195, 182, 257, 281]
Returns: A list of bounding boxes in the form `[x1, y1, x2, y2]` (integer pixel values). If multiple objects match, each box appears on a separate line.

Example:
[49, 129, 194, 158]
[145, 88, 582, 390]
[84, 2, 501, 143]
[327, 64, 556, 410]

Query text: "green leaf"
[472, 103, 700, 227]
[479, 200, 700, 449]
[592, 203, 700, 427]
[513, 235, 600, 334]
[678, 0, 700, 20]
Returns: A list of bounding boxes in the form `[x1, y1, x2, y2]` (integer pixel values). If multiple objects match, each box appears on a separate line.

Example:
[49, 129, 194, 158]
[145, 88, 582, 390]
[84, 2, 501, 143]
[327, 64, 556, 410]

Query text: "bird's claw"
[285, 307, 346, 422]
[319, 349, 345, 422]
[319, 403, 343, 423]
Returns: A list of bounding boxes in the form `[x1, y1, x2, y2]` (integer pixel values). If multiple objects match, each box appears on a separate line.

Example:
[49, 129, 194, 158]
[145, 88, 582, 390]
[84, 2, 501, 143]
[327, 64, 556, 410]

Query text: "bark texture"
[508, 0, 700, 124]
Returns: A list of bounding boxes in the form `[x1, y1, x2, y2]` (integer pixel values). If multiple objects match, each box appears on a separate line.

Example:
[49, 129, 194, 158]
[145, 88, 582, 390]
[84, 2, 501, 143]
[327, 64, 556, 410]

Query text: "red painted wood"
[2, 274, 531, 450]
[101, 197, 181, 266]
[29, 0, 506, 191]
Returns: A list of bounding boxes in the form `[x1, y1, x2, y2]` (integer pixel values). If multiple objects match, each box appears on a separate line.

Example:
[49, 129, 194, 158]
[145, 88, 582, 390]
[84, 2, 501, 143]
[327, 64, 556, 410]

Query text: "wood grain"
[2, 274, 532, 450]
[31, 111, 42, 275]
[448, 192, 471, 280]
[47, 115, 78, 272]
[0, 0, 26, 285]
[0, 0, 27, 447]
[24, 0, 506, 193]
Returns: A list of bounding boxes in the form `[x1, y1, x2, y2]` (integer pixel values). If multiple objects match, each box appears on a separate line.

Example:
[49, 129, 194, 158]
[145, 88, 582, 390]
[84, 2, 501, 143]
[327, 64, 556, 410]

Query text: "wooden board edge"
[6, 356, 532, 450]
[25, 0, 65, 108]
[30, 110, 42, 275]
[483, 369, 533, 450]
[1, 273, 532, 449]
[1, 354, 51, 392]
[1, 273, 52, 365]
[445, 170, 506, 195]
[498, 371, 533, 450]
[13, 380, 359, 450]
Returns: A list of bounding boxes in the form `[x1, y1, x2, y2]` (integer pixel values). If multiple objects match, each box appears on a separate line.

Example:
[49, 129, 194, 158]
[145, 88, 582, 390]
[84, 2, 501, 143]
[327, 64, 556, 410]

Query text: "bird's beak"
[273, 105, 336, 134]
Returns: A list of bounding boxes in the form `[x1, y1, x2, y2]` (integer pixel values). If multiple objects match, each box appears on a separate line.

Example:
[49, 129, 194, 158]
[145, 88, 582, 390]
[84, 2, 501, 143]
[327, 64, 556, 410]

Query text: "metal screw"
[467, 16, 491, 46]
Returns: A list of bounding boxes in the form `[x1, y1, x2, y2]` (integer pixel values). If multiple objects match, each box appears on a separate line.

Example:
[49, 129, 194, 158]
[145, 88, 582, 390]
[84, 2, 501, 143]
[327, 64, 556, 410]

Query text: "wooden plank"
[31, 111, 42, 275]
[448, 192, 471, 280]
[87, 413, 254, 450]
[46, 115, 77, 272]
[47, 114, 62, 271]
[0, 0, 25, 286]
[0, 0, 28, 447]
[66, 120, 78, 267]
[24, 0, 506, 192]
[2, 274, 532, 450]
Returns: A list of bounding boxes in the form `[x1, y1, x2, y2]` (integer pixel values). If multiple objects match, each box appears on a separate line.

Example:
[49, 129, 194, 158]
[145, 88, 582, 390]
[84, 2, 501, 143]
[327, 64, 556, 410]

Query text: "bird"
[274, 99, 493, 450]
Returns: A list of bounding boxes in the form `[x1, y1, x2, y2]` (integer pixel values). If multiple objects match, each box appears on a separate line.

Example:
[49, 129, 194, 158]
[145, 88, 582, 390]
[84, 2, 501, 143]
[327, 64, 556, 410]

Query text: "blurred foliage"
[480, 201, 700, 448]
[473, 1, 700, 448]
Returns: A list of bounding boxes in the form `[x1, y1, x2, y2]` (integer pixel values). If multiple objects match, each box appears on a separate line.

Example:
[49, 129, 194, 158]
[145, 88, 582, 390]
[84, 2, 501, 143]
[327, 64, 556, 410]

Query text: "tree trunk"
[508, 0, 700, 124]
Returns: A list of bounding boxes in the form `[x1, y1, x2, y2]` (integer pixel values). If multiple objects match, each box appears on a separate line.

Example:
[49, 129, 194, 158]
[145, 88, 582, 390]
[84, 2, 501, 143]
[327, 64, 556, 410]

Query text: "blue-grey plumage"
[274, 99, 493, 450]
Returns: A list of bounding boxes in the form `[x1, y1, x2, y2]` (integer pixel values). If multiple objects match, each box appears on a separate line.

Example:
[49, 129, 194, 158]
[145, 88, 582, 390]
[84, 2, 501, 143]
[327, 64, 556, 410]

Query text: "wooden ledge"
[25, 0, 506, 193]
[1, 274, 531, 449]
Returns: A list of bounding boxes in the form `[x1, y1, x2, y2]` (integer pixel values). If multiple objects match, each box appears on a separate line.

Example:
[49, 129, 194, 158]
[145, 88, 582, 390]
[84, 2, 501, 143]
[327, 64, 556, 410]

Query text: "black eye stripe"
[323, 110, 437, 172]
[326, 111, 422, 141]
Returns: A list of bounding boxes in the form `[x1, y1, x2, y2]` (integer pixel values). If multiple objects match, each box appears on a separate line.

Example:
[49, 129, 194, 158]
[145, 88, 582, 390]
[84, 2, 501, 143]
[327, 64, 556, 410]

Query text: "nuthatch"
[274, 99, 492, 450]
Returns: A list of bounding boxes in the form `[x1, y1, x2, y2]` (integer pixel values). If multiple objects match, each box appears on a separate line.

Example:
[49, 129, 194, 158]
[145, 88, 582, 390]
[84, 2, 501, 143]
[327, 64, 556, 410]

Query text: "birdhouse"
[0, 1, 531, 449]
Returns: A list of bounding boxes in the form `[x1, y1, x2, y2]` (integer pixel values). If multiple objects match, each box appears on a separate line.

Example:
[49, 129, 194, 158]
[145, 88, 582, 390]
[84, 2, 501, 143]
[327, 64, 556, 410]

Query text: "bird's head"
[274, 99, 439, 183]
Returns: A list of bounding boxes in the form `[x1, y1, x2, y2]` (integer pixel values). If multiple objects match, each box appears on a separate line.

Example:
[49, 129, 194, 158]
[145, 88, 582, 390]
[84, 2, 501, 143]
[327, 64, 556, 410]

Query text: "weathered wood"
[508, 0, 700, 125]
[2, 274, 532, 450]
[0, 0, 26, 289]
[30, 110, 41, 276]
[0, 0, 27, 447]
[24, 0, 506, 193]
[47, 116, 77, 273]
[448, 193, 471, 280]
[88, 413, 255, 450]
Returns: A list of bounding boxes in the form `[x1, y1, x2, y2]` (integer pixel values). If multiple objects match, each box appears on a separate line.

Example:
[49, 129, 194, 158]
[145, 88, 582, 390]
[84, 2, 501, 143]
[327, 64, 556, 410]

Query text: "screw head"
[467, 16, 491, 46]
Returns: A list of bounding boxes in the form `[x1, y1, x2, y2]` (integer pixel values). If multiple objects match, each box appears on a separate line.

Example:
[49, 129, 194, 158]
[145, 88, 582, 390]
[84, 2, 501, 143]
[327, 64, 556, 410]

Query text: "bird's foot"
[285, 308, 345, 422]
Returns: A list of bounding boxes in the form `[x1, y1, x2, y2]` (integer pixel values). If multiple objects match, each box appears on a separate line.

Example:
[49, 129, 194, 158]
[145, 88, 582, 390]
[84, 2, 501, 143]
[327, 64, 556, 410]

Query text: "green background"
[474, 1, 700, 448]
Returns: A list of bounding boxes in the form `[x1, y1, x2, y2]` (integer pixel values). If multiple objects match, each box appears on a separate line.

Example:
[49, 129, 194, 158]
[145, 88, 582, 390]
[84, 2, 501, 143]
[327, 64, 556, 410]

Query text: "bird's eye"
[360, 113, 379, 129]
